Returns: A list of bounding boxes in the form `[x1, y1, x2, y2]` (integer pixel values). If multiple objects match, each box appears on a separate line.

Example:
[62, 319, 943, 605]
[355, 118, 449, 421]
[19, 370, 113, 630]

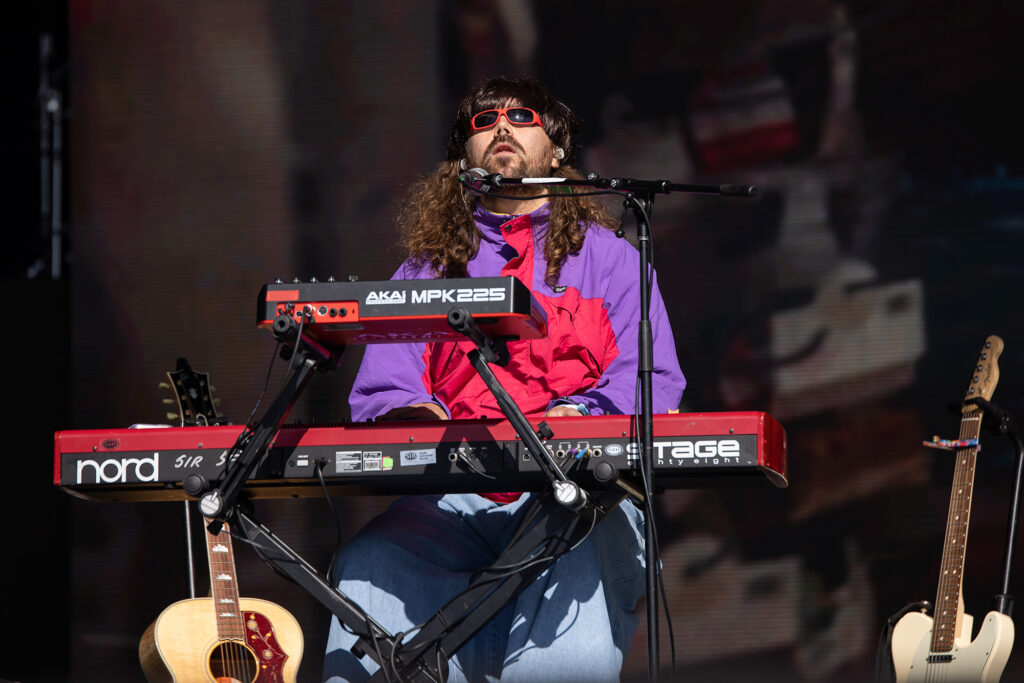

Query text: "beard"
[474, 135, 553, 179]
[489, 154, 527, 177]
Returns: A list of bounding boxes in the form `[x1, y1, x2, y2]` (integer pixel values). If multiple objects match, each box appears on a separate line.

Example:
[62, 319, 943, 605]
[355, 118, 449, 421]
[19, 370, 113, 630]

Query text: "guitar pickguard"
[236, 611, 289, 681]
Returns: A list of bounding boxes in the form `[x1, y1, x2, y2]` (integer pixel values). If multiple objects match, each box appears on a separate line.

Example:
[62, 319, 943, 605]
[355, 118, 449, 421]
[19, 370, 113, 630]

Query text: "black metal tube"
[632, 195, 659, 681]
[997, 428, 1024, 614]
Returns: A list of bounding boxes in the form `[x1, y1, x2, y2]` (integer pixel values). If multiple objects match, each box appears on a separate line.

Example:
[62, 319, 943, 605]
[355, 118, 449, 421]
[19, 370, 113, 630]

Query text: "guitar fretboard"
[205, 519, 246, 641]
[929, 336, 1002, 653]
[930, 409, 981, 652]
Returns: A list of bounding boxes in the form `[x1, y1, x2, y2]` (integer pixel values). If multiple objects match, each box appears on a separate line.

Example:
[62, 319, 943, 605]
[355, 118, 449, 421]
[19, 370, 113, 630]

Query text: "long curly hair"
[396, 77, 619, 286]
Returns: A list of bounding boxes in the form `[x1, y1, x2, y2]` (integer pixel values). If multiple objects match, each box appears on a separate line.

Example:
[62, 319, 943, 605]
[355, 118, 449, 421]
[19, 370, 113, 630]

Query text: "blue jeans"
[323, 492, 646, 682]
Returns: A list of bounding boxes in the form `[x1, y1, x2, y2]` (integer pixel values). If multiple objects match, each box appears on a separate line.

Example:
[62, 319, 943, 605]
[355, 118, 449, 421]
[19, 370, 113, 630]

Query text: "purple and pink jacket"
[350, 203, 685, 501]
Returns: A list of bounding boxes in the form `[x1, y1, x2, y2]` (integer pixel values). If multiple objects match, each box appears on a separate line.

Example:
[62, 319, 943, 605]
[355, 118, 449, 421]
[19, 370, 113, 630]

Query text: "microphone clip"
[458, 167, 503, 195]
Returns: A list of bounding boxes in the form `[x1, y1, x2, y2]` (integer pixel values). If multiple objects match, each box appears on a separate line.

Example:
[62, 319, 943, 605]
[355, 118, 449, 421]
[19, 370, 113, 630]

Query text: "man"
[324, 76, 684, 682]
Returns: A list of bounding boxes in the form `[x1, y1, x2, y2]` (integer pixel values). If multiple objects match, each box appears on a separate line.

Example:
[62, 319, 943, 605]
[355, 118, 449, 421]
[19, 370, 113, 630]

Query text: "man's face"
[465, 100, 560, 178]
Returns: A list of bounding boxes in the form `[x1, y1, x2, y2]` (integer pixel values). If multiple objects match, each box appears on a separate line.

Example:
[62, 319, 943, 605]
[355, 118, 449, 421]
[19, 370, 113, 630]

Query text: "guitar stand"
[963, 396, 1024, 617]
[195, 306, 639, 682]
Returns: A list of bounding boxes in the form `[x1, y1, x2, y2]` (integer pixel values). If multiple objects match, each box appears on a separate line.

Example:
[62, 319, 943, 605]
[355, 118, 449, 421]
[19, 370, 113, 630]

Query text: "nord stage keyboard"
[55, 412, 786, 502]
[259, 275, 547, 346]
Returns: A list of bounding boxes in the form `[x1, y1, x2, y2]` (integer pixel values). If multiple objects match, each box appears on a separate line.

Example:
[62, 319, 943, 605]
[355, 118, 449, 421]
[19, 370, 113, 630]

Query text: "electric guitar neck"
[890, 335, 1014, 682]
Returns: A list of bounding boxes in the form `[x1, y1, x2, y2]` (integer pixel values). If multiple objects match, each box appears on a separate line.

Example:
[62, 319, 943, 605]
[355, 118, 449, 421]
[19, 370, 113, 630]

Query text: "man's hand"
[378, 402, 449, 421]
[545, 404, 585, 418]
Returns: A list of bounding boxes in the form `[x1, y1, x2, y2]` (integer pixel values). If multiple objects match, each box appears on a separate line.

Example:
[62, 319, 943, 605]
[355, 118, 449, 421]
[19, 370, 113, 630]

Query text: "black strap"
[874, 600, 931, 682]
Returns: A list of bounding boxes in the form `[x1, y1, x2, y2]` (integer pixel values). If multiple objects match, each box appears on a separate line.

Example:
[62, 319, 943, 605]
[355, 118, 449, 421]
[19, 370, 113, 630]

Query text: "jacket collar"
[473, 202, 550, 243]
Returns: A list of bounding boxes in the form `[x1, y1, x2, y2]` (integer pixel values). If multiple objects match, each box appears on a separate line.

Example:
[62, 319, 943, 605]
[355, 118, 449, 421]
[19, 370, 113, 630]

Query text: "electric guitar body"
[891, 335, 1014, 682]
[892, 607, 1013, 682]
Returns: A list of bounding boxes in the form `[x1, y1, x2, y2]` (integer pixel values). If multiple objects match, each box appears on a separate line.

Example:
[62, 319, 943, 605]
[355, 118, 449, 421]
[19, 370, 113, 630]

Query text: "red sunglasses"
[470, 107, 543, 131]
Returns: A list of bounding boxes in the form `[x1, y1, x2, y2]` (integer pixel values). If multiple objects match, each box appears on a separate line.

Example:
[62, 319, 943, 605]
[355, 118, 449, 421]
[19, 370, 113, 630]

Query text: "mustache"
[485, 135, 524, 155]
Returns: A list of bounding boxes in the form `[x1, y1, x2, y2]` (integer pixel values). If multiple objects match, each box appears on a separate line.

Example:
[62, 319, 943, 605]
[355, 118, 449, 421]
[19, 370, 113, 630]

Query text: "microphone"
[458, 167, 495, 195]
[718, 184, 758, 198]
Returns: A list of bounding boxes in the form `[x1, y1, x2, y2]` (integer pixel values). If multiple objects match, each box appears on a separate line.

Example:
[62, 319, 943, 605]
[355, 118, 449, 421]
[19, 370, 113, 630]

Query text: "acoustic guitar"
[139, 518, 304, 682]
[139, 359, 303, 682]
[890, 335, 1014, 681]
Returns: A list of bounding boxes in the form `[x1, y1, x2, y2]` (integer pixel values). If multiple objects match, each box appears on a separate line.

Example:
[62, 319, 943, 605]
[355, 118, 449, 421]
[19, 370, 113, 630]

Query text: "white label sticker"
[362, 451, 383, 471]
[336, 450, 362, 472]
[400, 448, 437, 466]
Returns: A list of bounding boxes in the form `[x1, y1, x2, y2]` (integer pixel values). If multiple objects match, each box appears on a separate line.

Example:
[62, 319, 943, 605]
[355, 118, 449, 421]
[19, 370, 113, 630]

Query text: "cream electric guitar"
[891, 335, 1014, 682]
[139, 518, 304, 682]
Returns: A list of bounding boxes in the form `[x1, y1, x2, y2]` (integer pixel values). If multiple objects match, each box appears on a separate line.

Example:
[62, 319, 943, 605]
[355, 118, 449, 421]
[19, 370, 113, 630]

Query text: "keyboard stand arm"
[230, 510, 417, 678]
[447, 306, 587, 510]
[194, 312, 342, 528]
[187, 315, 434, 679]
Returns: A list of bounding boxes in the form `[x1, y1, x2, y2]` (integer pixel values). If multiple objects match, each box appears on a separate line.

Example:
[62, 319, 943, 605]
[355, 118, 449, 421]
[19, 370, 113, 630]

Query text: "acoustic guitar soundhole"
[209, 640, 258, 683]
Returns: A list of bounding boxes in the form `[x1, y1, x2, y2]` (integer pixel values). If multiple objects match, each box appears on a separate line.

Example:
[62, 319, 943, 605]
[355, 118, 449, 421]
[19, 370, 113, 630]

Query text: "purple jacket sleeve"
[348, 261, 450, 422]
[546, 238, 684, 416]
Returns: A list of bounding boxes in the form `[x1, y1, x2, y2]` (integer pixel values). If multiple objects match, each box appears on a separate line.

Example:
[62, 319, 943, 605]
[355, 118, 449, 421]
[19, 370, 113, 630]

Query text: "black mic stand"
[964, 396, 1024, 617]
[461, 170, 757, 680]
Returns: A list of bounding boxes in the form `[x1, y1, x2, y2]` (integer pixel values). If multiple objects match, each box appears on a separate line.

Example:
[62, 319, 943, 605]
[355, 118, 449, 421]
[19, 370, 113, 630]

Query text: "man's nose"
[494, 113, 514, 134]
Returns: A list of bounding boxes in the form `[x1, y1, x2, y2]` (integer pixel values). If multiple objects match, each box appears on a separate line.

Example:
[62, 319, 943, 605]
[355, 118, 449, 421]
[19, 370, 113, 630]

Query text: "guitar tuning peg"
[167, 412, 179, 421]
[213, 398, 221, 405]
[161, 398, 175, 405]
[158, 382, 171, 389]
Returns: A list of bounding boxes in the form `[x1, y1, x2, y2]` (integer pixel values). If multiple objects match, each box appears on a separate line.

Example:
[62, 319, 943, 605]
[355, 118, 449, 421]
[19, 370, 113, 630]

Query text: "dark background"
[5, 1, 1024, 681]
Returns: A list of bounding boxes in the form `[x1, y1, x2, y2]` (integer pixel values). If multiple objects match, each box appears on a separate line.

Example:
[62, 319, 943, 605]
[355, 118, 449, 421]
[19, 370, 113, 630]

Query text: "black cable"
[466, 506, 596, 584]
[658, 565, 676, 682]
[242, 338, 283, 431]
[623, 192, 656, 294]
[286, 306, 311, 376]
[481, 506, 598, 578]
[452, 451, 497, 479]
[462, 187, 628, 204]
[389, 631, 403, 682]
[316, 460, 346, 580]
[208, 340, 282, 493]
[634, 379, 677, 677]
[623, 189, 678, 677]
[396, 505, 600, 666]
[223, 524, 313, 599]
[370, 622, 396, 683]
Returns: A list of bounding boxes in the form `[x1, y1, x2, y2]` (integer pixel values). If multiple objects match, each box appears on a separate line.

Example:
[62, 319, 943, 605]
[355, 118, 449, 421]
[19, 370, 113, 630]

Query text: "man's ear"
[552, 146, 565, 168]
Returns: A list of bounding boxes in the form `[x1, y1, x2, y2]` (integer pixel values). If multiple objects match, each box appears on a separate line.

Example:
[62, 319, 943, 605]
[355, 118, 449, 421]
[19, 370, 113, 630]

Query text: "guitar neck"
[930, 335, 1003, 653]
[930, 409, 981, 652]
[204, 518, 246, 641]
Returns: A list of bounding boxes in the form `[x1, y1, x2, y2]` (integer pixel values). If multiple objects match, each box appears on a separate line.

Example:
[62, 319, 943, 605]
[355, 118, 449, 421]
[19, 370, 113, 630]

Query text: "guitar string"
[932, 406, 973, 683]
[926, 398, 981, 683]
[228, 526, 249, 683]
[213, 522, 236, 682]
[210, 521, 255, 682]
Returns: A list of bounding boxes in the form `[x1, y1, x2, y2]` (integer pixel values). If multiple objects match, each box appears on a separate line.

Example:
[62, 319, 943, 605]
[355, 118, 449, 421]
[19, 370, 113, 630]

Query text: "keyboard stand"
[200, 305, 638, 682]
